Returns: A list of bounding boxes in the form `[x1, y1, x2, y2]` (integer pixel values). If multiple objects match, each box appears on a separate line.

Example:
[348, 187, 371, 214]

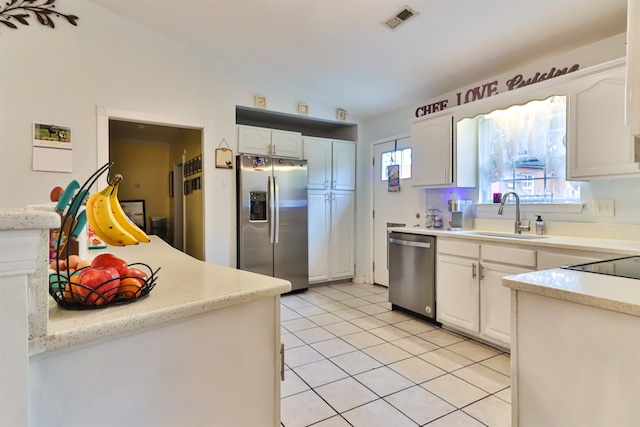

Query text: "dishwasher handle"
[389, 238, 431, 249]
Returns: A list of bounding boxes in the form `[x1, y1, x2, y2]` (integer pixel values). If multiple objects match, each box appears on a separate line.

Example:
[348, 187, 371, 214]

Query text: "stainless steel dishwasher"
[388, 232, 436, 321]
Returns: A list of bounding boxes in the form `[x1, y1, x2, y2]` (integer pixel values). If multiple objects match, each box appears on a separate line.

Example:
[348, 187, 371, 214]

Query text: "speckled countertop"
[30, 236, 291, 355]
[503, 268, 640, 317]
[0, 209, 59, 230]
[388, 227, 640, 255]
[392, 226, 640, 317]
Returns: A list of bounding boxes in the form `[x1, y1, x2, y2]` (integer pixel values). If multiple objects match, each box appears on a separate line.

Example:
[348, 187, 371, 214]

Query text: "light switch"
[593, 199, 615, 217]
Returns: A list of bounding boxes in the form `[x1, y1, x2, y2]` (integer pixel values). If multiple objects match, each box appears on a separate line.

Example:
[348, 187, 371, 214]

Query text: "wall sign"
[415, 63, 580, 118]
[215, 138, 233, 169]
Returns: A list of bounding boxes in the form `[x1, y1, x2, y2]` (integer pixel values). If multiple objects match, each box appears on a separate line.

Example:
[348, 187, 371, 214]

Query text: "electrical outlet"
[593, 199, 615, 217]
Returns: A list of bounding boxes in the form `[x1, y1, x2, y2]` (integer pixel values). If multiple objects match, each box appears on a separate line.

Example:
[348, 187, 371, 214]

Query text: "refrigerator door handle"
[268, 175, 275, 244]
[274, 175, 280, 244]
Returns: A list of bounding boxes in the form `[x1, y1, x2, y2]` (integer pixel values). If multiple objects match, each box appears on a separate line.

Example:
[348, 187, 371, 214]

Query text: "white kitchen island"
[504, 267, 640, 427]
[0, 210, 290, 427]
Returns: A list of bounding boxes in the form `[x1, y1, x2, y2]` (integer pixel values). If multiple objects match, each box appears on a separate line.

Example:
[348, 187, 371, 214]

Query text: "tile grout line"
[281, 284, 511, 426]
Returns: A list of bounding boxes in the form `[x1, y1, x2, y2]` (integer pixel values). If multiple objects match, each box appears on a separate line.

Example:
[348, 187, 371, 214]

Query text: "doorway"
[97, 107, 207, 260]
[372, 136, 424, 286]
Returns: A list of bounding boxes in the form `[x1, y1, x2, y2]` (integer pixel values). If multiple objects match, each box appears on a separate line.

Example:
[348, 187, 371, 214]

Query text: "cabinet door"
[332, 141, 356, 190]
[569, 66, 639, 179]
[481, 262, 531, 348]
[238, 126, 271, 156]
[304, 137, 332, 190]
[436, 255, 480, 333]
[627, 0, 640, 137]
[271, 130, 303, 159]
[411, 114, 453, 186]
[308, 190, 331, 282]
[330, 190, 355, 279]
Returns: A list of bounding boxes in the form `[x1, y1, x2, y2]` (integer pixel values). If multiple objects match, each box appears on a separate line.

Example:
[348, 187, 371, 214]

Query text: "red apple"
[75, 266, 121, 305]
[91, 253, 128, 276]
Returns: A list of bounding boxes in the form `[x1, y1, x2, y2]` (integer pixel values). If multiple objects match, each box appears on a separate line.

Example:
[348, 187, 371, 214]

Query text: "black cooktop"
[561, 255, 640, 280]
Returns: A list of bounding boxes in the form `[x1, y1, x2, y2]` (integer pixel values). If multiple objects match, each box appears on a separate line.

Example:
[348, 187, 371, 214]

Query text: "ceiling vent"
[383, 6, 419, 30]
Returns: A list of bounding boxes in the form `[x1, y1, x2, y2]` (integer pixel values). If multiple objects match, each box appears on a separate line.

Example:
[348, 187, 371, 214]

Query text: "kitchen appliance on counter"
[388, 231, 437, 322]
[448, 199, 473, 231]
[562, 256, 640, 279]
[237, 155, 308, 292]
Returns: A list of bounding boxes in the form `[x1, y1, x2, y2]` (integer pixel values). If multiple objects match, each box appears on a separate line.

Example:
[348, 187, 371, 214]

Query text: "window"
[381, 148, 412, 181]
[477, 95, 580, 204]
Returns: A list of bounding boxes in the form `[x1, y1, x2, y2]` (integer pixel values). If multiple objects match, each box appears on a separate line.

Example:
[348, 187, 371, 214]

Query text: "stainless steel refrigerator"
[237, 155, 309, 291]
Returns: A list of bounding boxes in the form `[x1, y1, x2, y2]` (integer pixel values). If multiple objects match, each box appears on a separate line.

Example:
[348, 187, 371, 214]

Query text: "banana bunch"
[85, 174, 150, 246]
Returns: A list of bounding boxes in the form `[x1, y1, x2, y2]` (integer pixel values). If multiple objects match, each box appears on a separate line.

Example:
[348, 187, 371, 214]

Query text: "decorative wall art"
[387, 164, 400, 192]
[0, 0, 79, 30]
[215, 138, 233, 169]
[183, 154, 202, 176]
[120, 200, 146, 230]
[32, 122, 72, 172]
[254, 95, 267, 109]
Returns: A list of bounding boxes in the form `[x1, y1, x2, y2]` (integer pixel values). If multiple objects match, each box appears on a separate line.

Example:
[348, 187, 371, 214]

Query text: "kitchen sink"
[460, 231, 548, 240]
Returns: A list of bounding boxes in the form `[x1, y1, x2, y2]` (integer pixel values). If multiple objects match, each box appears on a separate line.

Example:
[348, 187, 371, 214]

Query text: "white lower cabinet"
[437, 255, 480, 333]
[480, 262, 531, 346]
[437, 239, 535, 349]
[308, 189, 354, 283]
[308, 191, 331, 282]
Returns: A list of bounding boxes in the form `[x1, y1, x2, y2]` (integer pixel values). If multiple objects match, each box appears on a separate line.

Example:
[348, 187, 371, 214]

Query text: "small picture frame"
[298, 103, 309, 115]
[194, 176, 201, 190]
[169, 171, 174, 198]
[336, 108, 347, 121]
[196, 155, 202, 172]
[254, 95, 267, 109]
[120, 200, 146, 230]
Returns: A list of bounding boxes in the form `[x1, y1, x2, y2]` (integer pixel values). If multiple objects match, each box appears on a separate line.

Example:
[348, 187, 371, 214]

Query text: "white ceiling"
[89, 0, 627, 119]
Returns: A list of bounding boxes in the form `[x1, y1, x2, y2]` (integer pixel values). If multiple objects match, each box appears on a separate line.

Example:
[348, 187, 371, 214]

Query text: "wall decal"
[0, 0, 79, 30]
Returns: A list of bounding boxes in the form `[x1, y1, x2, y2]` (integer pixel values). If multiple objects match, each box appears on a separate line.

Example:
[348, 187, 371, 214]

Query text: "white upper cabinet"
[303, 137, 356, 191]
[271, 130, 303, 159]
[304, 137, 332, 189]
[238, 126, 271, 156]
[411, 113, 476, 188]
[332, 141, 356, 190]
[568, 63, 639, 179]
[237, 126, 303, 159]
[626, 0, 640, 137]
[411, 114, 453, 187]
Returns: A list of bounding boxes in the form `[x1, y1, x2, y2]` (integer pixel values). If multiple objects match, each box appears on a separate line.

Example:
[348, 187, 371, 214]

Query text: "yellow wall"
[169, 130, 204, 261]
[109, 140, 170, 233]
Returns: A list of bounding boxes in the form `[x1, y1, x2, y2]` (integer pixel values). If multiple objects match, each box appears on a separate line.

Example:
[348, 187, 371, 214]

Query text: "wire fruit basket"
[48, 163, 160, 310]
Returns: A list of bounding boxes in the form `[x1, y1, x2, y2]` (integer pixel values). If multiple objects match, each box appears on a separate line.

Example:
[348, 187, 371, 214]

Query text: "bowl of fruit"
[48, 163, 159, 309]
[49, 253, 159, 309]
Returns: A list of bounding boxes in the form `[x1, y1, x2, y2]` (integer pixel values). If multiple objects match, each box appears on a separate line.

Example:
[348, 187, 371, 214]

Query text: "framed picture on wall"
[120, 200, 146, 230]
[169, 171, 174, 198]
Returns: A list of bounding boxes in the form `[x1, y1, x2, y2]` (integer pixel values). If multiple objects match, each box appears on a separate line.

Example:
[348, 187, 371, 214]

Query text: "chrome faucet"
[498, 192, 531, 234]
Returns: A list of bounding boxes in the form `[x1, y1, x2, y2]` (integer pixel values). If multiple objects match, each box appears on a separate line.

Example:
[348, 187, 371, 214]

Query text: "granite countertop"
[30, 236, 291, 355]
[503, 268, 640, 317]
[388, 227, 640, 255]
[0, 209, 59, 231]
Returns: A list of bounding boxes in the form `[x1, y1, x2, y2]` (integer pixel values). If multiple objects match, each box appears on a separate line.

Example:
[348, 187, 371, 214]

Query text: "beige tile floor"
[280, 282, 511, 427]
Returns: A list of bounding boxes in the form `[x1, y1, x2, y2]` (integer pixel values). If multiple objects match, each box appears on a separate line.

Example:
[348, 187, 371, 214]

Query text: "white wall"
[0, 0, 359, 267]
[355, 33, 636, 283]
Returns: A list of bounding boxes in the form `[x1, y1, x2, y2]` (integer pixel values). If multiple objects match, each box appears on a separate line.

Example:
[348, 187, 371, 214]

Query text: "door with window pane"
[373, 137, 422, 286]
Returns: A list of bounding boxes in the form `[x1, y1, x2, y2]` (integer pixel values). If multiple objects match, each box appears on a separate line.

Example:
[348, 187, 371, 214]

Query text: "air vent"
[383, 5, 418, 30]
